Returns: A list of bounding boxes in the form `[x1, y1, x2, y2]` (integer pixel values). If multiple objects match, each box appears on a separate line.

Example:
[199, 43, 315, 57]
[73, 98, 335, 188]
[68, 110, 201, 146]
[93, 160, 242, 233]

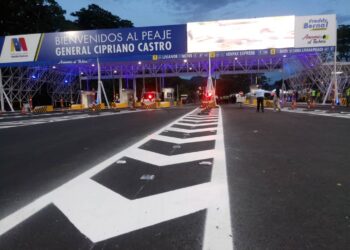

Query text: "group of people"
[255, 85, 282, 112]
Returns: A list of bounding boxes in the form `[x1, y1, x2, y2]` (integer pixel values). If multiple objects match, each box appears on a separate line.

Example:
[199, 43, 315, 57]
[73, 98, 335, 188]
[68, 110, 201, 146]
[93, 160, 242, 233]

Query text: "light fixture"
[183, 59, 188, 63]
[234, 57, 238, 60]
[138, 61, 142, 65]
[52, 66, 56, 69]
[91, 64, 95, 67]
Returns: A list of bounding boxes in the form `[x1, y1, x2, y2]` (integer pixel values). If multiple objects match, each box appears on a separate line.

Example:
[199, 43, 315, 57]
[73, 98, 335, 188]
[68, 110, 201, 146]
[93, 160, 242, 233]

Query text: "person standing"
[311, 88, 317, 107]
[255, 85, 265, 112]
[346, 87, 350, 107]
[273, 86, 281, 112]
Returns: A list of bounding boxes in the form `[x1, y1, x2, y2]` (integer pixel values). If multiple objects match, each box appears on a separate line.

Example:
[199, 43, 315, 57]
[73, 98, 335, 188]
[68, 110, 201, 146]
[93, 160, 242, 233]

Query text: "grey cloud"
[164, 0, 243, 18]
[319, 10, 350, 24]
[164, 0, 252, 23]
[337, 14, 350, 24]
[319, 9, 335, 14]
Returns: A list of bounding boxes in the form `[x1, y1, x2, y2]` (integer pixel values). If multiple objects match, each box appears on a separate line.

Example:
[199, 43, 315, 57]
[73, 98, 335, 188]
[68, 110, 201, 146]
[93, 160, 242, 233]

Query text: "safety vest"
[346, 88, 350, 96]
[311, 90, 316, 97]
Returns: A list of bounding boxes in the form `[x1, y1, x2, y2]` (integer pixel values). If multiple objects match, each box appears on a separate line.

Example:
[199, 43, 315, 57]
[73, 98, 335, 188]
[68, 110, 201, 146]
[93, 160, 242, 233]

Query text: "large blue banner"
[37, 24, 187, 64]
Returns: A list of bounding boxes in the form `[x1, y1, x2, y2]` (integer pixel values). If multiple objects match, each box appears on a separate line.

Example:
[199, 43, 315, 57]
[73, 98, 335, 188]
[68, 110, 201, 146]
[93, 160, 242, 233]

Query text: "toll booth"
[162, 88, 174, 102]
[120, 89, 134, 103]
[81, 91, 96, 108]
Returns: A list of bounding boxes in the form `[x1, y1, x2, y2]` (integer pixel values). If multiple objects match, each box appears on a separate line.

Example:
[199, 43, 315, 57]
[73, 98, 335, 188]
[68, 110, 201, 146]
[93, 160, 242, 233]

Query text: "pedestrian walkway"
[0, 107, 233, 250]
[0, 110, 146, 130]
[281, 107, 350, 119]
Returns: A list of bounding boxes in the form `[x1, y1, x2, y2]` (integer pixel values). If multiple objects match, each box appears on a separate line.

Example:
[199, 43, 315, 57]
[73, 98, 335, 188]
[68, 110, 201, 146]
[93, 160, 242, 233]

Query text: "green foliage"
[337, 25, 350, 61]
[0, 1, 133, 36]
[0, 0, 67, 35]
[71, 4, 133, 30]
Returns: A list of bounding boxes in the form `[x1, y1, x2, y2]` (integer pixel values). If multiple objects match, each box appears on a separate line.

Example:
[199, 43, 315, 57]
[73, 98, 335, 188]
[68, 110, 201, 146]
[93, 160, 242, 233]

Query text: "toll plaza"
[0, 14, 350, 250]
[0, 14, 349, 114]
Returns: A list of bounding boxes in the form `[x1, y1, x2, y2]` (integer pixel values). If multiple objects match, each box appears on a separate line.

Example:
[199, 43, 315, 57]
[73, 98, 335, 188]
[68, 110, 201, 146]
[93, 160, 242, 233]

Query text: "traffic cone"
[21, 105, 26, 115]
[331, 99, 335, 110]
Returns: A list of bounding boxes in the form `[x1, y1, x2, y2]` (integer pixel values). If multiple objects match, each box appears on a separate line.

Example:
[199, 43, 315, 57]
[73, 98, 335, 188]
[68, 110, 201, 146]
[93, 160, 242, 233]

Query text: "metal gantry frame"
[79, 56, 284, 80]
[0, 66, 80, 111]
[1, 52, 349, 111]
[284, 51, 350, 102]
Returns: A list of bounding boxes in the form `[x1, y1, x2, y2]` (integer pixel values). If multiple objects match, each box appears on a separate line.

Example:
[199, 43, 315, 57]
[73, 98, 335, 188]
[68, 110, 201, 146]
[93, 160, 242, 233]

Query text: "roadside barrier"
[33, 106, 48, 113]
[114, 103, 129, 109]
[89, 103, 104, 112]
[71, 104, 84, 110]
[159, 101, 171, 108]
[265, 100, 274, 108]
[143, 103, 157, 109]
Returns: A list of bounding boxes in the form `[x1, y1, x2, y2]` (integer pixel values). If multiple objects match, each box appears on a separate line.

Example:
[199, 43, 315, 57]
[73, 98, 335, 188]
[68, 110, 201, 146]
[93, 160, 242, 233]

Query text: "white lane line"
[185, 116, 218, 121]
[125, 148, 215, 166]
[0, 110, 149, 129]
[53, 178, 214, 243]
[0, 107, 233, 250]
[202, 107, 233, 250]
[282, 108, 350, 119]
[0, 126, 15, 129]
[177, 121, 218, 126]
[0, 108, 199, 236]
[153, 134, 217, 144]
[182, 119, 219, 123]
[165, 127, 218, 133]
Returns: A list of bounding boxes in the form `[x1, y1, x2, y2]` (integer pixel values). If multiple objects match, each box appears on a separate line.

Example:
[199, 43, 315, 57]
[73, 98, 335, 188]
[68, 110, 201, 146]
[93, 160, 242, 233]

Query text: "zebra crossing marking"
[282, 107, 350, 119]
[0, 107, 233, 249]
[0, 110, 146, 129]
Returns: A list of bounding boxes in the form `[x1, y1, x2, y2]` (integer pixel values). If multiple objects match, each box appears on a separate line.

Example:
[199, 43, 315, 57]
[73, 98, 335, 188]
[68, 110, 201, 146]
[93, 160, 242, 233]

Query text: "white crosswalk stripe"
[282, 107, 350, 119]
[0, 110, 145, 129]
[0, 107, 233, 249]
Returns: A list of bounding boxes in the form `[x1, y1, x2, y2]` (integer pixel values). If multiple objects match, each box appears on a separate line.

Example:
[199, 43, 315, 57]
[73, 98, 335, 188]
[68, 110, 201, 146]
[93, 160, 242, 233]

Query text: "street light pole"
[333, 23, 339, 104]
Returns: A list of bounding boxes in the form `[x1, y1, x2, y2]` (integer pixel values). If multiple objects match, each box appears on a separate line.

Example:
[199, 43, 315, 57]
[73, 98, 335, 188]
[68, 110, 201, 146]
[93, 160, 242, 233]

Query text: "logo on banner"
[300, 17, 333, 46]
[303, 18, 329, 31]
[302, 34, 330, 45]
[11, 38, 28, 52]
[10, 37, 29, 58]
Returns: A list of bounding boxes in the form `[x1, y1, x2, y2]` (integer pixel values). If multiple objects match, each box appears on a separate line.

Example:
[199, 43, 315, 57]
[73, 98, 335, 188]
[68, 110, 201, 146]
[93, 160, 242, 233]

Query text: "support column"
[142, 66, 145, 94]
[133, 78, 137, 101]
[97, 58, 102, 104]
[119, 77, 123, 102]
[0, 68, 4, 112]
[333, 49, 339, 104]
[0, 69, 14, 112]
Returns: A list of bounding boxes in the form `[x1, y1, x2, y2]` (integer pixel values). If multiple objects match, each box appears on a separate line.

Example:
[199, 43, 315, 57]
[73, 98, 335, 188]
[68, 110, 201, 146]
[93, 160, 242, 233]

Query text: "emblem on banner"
[209, 52, 216, 58]
[10, 38, 28, 52]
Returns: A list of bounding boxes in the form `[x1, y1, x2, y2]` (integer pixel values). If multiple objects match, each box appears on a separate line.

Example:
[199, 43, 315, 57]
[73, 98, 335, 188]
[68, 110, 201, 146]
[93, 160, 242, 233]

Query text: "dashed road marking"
[0, 110, 147, 129]
[282, 107, 350, 119]
[0, 107, 233, 249]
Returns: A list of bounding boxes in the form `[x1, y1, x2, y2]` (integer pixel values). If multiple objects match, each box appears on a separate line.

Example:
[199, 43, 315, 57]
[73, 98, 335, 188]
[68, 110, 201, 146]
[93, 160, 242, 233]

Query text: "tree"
[337, 25, 350, 61]
[71, 4, 133, 30]
[0, 0, 68, 35]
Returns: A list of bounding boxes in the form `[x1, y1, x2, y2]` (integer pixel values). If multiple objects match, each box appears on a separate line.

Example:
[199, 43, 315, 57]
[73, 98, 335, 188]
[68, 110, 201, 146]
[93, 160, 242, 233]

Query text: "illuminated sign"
[295, 15, 336, 47]
[187, 16, 295, 53]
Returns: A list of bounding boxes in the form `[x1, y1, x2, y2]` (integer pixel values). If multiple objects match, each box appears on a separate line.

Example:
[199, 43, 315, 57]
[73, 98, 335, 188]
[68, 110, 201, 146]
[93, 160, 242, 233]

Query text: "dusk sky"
[56, 0, 350, 26]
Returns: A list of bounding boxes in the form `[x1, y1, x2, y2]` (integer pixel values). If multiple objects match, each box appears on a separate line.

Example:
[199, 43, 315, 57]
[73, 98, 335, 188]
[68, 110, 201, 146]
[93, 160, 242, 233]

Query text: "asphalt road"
[0, 104, 349, 249]
[0, 107, 194, 219]
[222, 104, 350, 250]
